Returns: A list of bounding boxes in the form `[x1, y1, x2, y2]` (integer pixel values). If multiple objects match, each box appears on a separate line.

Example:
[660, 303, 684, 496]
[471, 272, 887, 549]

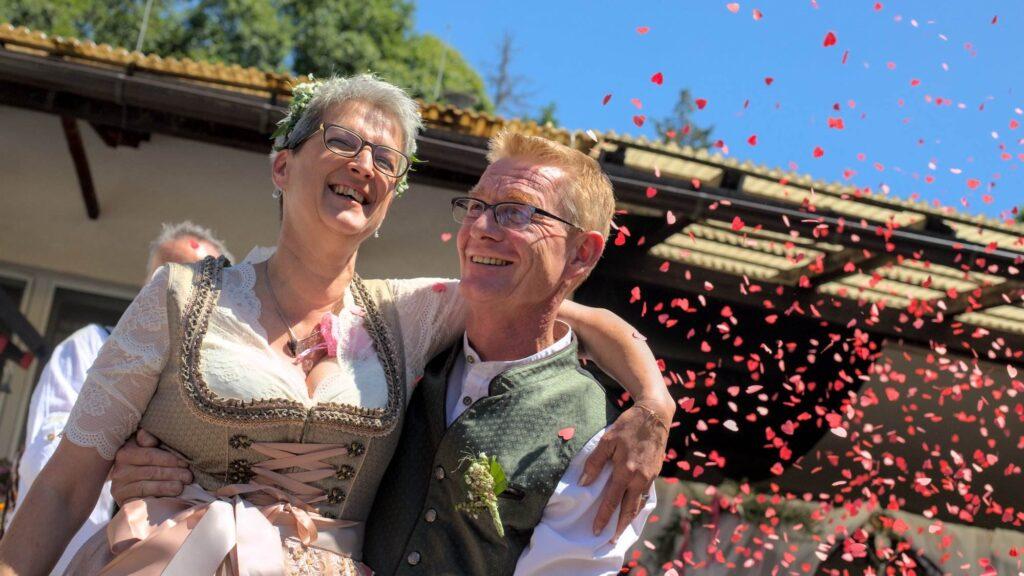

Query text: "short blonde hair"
[487, 130, 615, 238]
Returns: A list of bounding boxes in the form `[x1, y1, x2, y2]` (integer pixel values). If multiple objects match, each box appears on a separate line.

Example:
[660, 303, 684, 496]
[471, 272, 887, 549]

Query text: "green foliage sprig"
[456, 452, 506, 537]
[271, 76, 321, 149]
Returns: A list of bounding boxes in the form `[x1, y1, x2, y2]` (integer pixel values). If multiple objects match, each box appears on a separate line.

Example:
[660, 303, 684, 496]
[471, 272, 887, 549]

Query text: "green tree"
[654, 88, 714, 149]
[0, 0, 184, 53]
[376, 33, 491, 110]
[169, 0, 292, 71]
[0, 0, 491, 110]
[532, 101, 558, 127]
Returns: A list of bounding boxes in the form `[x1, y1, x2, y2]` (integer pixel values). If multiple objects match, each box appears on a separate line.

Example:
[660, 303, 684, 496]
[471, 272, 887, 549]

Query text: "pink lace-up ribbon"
[99, 442, 363, 576]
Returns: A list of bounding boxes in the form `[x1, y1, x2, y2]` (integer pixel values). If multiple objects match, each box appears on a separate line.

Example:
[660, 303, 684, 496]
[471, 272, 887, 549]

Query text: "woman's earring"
[374, 227, 381, 239]
[272, 189, 282, 199]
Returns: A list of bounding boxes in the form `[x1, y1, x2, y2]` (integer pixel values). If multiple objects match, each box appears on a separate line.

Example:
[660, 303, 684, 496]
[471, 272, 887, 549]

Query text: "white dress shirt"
[445, 323, 656, 576]
[14, 324, 116, 576]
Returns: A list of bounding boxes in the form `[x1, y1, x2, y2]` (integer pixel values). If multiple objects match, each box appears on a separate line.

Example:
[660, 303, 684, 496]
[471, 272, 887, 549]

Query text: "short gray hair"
[270, 74, 423, 164]
[148, 221, 234, 271]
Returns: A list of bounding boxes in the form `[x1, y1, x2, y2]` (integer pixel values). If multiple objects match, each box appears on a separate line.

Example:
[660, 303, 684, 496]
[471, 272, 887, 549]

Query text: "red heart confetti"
[632, 115, 645, 127]
[601, 93, 612, 105]
[695, 98, 708, 110]
[763, 76, 773, 85]
[823, 31, 837, 47]
[557, 427, 575, 441]
[635, 26, 650, 34]
[812, 146, 825, 158]
[752, 8, 763, 20]
[650, 72, 664, 85]
[440, 232, 452, 242]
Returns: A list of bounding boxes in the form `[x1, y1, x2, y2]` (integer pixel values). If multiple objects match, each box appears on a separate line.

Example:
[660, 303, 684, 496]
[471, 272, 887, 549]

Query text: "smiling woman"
[0, 75, 674, 576]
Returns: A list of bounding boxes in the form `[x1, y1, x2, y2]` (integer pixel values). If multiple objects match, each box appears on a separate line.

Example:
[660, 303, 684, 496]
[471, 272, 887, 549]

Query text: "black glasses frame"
[291, 123, 410, 178]
[450, 196, 582, 231]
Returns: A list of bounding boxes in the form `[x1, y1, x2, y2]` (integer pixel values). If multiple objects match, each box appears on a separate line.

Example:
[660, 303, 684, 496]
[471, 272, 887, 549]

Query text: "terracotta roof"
[4, 22, 1023, 336]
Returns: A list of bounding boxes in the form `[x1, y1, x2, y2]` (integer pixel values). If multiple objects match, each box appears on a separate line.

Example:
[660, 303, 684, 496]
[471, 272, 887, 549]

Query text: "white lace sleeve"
[64, 267, 171, 460]
[387, 278, 465, 389]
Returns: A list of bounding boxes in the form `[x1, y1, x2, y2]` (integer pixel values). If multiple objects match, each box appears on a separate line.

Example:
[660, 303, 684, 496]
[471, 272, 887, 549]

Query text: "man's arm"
[514, 428, 656, 576]
[557, 301, 673, 536]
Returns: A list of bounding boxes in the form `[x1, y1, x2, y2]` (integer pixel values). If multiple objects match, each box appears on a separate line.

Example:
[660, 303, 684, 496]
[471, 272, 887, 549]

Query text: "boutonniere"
[456, 453, 507, 537]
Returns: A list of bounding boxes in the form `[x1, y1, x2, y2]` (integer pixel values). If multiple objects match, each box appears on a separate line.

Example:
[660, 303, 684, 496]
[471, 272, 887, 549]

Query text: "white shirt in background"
[14, 324, 116, 576]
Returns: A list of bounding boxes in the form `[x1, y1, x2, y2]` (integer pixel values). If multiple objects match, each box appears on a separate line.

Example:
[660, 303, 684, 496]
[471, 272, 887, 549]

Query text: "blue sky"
[414, 1, 1024, 220]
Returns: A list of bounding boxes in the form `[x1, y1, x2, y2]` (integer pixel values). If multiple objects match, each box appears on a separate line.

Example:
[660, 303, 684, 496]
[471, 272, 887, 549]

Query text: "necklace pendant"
[286, 339, 298, 358]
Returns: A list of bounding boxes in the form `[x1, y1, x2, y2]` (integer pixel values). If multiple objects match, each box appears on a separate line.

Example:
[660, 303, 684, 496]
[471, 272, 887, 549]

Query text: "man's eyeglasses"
[294, 123, 410, 178]
[450, 196, 581, 231]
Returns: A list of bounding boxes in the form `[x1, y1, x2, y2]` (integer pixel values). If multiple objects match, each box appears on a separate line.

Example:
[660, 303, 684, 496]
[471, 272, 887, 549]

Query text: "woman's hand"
[581, 403, 670, 539]
[0, 439, 112, 575]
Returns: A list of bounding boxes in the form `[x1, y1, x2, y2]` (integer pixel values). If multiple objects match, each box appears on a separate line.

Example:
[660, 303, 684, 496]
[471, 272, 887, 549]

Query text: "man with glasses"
[362, 130, 659, 575]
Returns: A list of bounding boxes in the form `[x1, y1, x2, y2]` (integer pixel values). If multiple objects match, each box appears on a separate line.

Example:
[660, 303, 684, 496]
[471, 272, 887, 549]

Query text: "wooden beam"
[90, 122, 151, 148]
[942, 280, 1024, 316]
[595, 251, 1024, 362]
[600, 163, 1024, 279]
[60, 115, 99, 220]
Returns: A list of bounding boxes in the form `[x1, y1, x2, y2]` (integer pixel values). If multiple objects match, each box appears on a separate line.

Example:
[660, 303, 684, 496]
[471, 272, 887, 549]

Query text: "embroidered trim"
[177, 257, 403, 435]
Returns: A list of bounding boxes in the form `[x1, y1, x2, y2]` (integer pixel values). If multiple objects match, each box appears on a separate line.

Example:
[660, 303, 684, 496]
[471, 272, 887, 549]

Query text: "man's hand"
[581, 405, 669, 540]
[109, 429, 191, 506]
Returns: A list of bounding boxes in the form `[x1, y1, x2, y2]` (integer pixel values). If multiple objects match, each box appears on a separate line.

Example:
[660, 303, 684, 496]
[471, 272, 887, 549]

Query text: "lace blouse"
[65, 250, 465, 460]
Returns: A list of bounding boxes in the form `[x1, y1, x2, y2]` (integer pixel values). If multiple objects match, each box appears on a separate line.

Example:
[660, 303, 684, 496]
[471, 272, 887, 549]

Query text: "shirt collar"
[461, 320, 573, 378]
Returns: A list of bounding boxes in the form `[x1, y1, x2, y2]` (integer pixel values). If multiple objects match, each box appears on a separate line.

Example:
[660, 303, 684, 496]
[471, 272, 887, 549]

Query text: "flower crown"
[271, 76, 413, 197]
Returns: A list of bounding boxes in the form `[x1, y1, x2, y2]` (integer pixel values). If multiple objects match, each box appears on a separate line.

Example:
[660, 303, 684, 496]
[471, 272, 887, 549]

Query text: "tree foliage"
[654, 88, 715, 149]
[0, 0, 491, 109]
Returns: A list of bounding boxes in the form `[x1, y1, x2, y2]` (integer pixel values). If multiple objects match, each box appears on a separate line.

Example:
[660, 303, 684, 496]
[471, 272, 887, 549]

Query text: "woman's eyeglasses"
[294, 123, 410, 178]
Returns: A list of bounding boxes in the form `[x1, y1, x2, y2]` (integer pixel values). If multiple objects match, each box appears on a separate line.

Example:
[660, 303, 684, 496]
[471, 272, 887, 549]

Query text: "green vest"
[364, 338, 618, 575]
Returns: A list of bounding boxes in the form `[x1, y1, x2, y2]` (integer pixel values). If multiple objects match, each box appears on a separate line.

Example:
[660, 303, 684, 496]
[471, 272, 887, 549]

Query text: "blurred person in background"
[6, 221, 231, 576]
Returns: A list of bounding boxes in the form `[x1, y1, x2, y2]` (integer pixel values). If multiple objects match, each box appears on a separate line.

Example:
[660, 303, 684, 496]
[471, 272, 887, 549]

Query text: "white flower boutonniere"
[456, 453, 507, 537]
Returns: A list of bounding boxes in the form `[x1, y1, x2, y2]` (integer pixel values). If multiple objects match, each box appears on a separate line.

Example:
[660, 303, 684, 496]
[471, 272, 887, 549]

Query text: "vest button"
[467, 355, 476, 364]
[435, 466, 445, 480]
[424, 508, 437, 523]
[228, 434, 252, 449]
[227, 459, 254, 483]
[326, 487, 347, 504]
[407, 551, 421, 565]
[335, 464, 356, 480]
[462, 395, 472, 406]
